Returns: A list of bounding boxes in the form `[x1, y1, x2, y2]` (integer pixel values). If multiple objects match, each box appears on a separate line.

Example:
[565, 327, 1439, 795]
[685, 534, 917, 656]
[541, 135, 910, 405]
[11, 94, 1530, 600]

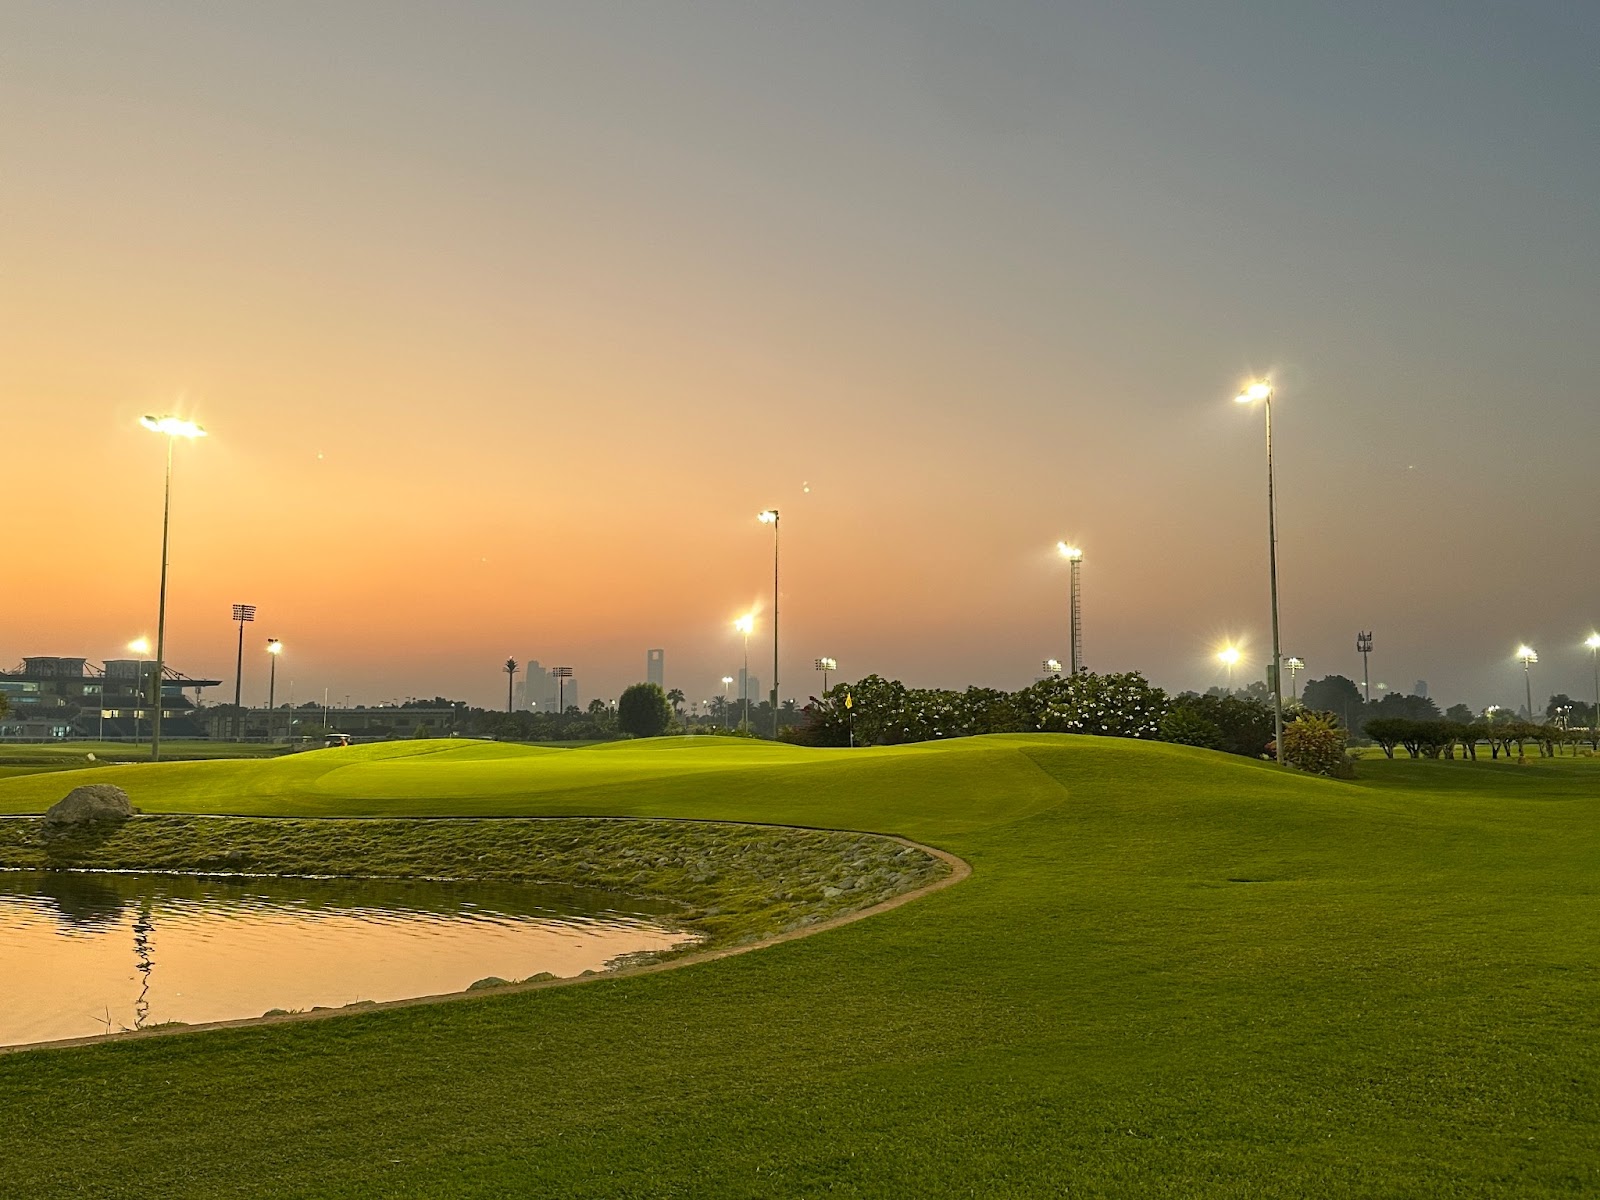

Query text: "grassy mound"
[0, 814, 948, 949]
[2, 735, 1597, 1197]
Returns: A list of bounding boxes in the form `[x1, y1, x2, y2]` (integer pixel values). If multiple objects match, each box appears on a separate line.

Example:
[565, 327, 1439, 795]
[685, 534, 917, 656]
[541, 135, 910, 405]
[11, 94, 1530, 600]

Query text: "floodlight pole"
[152, 436, 174, 762]
[231, 603, 256, 740]
[1264, 395, 1283, 764]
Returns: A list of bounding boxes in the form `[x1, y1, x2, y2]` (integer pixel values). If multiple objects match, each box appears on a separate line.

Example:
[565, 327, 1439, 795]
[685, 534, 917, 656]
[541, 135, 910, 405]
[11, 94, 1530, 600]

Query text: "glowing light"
[1056, 542, 1083, 561]
[1043, 659, 1062, 674]
[267, 640, 283, 656]
[757, 510, 778, 524]
[1217, 646, 1242, 667]
[1516, 645, 1538, 665]
[128, 638, 151, 655]
[139, 414, 207, 439]
[721, 676, 734, 688]
[1586, 633, 1600, 650]
[734, 615, 755, 635]
[1234, 380, 1273, 404]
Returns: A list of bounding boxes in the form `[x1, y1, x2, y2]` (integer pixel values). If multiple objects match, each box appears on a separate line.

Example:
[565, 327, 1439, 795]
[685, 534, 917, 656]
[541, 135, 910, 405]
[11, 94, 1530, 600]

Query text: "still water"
[0, 870, 697, 1047]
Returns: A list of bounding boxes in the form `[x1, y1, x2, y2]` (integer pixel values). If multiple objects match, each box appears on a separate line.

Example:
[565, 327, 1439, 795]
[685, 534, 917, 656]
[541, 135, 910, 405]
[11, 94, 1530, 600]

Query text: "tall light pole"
[758, 510, 780, 734]
[1516, 645, 1538, 719]
[1056, 543, 1084, 674]
[1285, 656, 1305, 702]
[552, 666, 573, 714]
[266, 639, 282, 743]
[1235, 381, 1284, 764]
[1357, 631, 1374, 703]
[1218, 645, 1241, 696]
[140, 414, 206, 762]
[1586, 634, 1600, 748]
[734, 615, 755, 732]
[815, 657, 837, 693]
[721, 676, 735, 726]
[231, 603, 257, 740]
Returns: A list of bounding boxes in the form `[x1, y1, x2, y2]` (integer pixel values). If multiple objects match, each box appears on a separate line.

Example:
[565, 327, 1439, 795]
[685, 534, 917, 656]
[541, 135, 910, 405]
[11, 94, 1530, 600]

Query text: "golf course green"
[2, 735, 1596, 1197]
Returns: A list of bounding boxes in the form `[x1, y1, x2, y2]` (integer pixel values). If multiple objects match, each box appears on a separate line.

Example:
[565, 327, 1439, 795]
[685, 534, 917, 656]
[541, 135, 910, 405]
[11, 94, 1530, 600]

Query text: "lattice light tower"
[231, 603, 257, 740]
[1357, 631, 1374, 702]
[1057, 543, 1084, 674]
[551, 666, 574, 714]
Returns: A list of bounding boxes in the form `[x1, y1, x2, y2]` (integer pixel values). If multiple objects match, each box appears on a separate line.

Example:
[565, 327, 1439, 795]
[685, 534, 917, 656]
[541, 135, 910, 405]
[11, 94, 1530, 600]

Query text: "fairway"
[2, 736, 1597, 1197]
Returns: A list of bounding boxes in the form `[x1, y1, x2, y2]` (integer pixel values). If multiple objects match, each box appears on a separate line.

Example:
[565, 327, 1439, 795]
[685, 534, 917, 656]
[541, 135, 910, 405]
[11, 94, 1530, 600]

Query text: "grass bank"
[1, 735, 1597, 1197]
[0, 814, 947, 950]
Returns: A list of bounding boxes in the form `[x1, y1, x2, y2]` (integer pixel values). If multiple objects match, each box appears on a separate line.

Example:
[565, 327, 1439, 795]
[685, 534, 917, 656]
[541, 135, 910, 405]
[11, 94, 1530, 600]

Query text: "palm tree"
[504, 657, 518, 713]
[666, 687, 685, 729]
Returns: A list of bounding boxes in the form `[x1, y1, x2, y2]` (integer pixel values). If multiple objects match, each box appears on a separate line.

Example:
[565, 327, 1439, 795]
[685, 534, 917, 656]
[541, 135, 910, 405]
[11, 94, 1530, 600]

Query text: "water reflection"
[0, 870, 696, 1047]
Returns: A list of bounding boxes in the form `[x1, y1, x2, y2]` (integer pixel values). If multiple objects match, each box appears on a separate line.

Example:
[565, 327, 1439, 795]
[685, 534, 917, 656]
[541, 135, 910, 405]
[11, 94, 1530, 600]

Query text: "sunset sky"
[5, 2, 1598, 712]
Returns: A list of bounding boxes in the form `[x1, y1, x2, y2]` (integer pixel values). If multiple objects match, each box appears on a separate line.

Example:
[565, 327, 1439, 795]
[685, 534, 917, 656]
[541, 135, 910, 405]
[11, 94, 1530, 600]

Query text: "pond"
[0, 869, 698, 1047]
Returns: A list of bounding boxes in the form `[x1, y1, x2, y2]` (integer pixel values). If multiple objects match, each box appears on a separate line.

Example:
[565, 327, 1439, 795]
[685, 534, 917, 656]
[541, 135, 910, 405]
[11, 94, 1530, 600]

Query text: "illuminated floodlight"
[1056, 542, 1083, 561]
[140, 414, 207, 439]
[721, 676, 734, 689]
[757, 509, 778, 524]
[1217, 646, 1242, 667]
[1586, 633, 1600, 651]
[128, 637, 151, 656]
[814, 657, 837, 672]
[1234, 380, 1273, 404]
[1043, 659, 1062, 675]
[1516, 645, 1538, 665]
[267, 639, 283, 656]
[734, 614, 755, 636]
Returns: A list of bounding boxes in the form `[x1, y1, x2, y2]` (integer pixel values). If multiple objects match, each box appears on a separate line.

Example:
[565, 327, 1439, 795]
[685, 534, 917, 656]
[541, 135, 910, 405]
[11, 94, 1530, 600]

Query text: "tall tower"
[1057, 543, 1084, 674]
[647, 649, 664, 689]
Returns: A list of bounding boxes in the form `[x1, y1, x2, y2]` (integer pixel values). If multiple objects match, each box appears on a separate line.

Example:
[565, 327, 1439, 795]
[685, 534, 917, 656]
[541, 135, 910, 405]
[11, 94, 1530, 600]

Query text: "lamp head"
[734, 615, 754, 635]
[757, 510, 778, 524]
[1218, 646, 1241, 667]
[1516, 645, 1538, 664]
[1234, 380, 1273, 405]
[1043, 659, 1062, 674]
[1587, 633, 1600, 650]
[1056, 542, 1083, 562]
[267, 639, 283, 655]
[128, 637, 151, 656]
[140, 414, 207, 439]
[721, 675, 734, 686]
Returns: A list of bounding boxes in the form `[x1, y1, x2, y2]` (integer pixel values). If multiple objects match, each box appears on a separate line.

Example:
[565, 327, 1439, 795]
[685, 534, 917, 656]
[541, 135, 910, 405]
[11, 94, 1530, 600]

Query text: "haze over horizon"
[5, 2, 1597, 713]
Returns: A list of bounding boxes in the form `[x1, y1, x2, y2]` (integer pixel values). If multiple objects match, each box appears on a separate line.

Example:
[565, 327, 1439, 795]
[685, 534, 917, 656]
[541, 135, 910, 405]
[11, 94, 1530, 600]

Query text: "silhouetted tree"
[617, 683, 673, 738]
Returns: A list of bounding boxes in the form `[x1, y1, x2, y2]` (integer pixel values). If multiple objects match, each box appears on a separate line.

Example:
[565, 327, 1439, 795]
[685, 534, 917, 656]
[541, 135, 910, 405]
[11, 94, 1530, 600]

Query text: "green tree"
[666, 688, 685, 727]
[616, 683, 673, 738]
[1301, 675, 1365, 731]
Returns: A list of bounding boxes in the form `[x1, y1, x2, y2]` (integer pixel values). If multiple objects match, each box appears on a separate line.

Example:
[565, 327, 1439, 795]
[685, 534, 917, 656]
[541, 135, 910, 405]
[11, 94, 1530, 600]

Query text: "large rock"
[44, 784, 134, 827]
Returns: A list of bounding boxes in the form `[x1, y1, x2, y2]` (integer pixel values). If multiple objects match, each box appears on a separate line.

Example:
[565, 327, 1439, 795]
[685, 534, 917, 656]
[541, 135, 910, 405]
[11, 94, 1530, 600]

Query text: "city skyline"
[5, 3, 1596, 711]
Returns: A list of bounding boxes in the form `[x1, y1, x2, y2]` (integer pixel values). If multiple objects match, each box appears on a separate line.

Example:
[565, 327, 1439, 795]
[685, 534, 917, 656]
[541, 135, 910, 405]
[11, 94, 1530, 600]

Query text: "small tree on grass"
[616, 683, 673, 738]
[1281, 711, 1352, 776]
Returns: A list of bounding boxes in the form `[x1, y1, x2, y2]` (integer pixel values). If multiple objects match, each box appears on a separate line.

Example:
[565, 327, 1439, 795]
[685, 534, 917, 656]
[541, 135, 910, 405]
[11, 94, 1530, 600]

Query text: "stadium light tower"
[1357, 631, 1374, 702]
[266, 639, 282, 742]
[1218, 644, 1242, 695]
[1284, 656, 1305, 701]
[1056, 543, 1084, 674]
[140, 414, 206, 761]
[758, 510, 780, 732]
[1586, 633, 1600, 747]
[815, 657, 837, 692]
[1516, 645, 1538, 719]
[734, 614, 755, 733]
[1234, 380, 1284, 765]
[230, 603, 257, 740]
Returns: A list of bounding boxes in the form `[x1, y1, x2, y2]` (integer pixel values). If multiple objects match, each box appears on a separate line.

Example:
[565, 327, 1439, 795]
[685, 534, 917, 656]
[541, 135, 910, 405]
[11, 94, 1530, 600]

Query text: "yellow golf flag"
[844, 692, 853, 709]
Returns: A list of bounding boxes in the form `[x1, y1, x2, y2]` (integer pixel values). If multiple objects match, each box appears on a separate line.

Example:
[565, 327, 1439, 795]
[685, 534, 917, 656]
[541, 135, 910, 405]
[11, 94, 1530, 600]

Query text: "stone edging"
[2, 835, 970, 1055]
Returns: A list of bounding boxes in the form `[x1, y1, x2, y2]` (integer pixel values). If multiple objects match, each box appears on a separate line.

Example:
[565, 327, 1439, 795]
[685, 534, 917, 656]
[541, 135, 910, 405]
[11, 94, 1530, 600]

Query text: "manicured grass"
[0, 741, 286, 780]
[1, 736, 1597, 1197]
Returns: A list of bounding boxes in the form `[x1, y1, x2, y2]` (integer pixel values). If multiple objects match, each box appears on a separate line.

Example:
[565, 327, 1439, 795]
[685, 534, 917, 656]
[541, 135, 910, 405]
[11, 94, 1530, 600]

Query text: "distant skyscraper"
[524, 660, 556, 711]
[1414, 680, 1428, 699]
[647, 649, 664, 688]
[738, 669, 761, 706]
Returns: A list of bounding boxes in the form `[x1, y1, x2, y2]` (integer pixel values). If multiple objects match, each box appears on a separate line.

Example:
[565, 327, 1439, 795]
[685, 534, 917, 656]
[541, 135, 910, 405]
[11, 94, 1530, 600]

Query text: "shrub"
[1158, 707, 1222, 750]
[1281, 711, 1352, 777]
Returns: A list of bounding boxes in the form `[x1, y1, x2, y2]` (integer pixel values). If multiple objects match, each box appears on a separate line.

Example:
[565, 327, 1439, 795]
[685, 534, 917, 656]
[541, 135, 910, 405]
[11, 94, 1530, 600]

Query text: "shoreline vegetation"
[0, 813, 951, 963]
